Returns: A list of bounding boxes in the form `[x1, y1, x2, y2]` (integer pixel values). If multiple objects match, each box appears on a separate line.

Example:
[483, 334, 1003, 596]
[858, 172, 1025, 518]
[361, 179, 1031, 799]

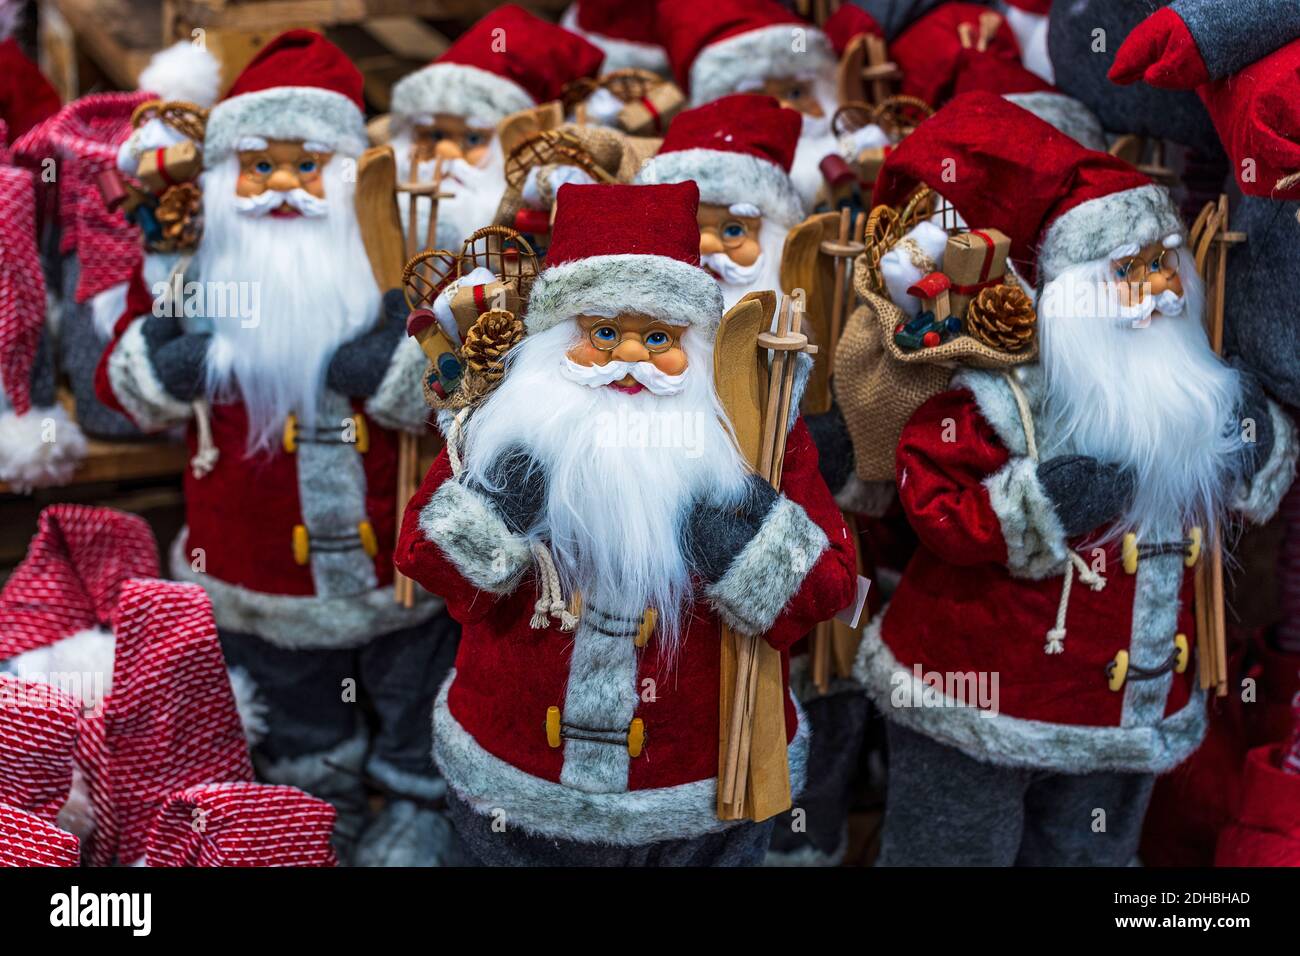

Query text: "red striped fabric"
[146, 782, 337, 867]
[0, 676, 78, 821]
[0, 158, 44, 415]
[0, 805, 79, 867]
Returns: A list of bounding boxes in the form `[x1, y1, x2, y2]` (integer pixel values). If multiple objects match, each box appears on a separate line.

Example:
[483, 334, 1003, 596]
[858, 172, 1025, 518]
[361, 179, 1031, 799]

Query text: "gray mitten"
[805, 402, 856, 496]
[684, 473, 779, 583]
[326, 289, 408, 398]
[1233, 367, 1276, 483]
[465, 447, 548, 536]
[142, 311, 209, 402]
[1037, 455, 1135, 538]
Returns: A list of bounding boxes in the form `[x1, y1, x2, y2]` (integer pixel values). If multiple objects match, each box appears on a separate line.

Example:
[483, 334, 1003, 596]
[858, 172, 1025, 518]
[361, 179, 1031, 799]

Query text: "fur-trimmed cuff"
[635, 148, 805, 227]
[1233, 399, 1299, 525]
[705, 496, 829, 638]
[688, 25, 835, 106]
[524, 254, 723, 336]
[106, 316, 194, 431]
[391, 63, 534, 129]
[0, 405, 87, 492]
[364, 336, 431, 433]
[982, 456, 1069, 579]
[1038, 183, 1183, 283]
[417, 480, 532, 595]
[205, 87, 368, 162]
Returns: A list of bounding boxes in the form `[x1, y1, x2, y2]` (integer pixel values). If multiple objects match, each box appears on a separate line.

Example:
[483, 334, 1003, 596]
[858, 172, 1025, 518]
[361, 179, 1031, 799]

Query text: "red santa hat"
[391, 5, 605, 129]
[145, 782, 337, 867]
[0, 676, 79, 822]
[0, 156, 87, 490]
[873, 92, 1183, 285]
[656, 0, 835, 106]
[561, 0, 668, 75]
[0, 38, 61, 145]
[634, 94, 804, 226]
[204, 30, 367, 163]
[1001, 91, 1107, 151]
[525, 181, 721, 335]
[0, 504, 158, 662]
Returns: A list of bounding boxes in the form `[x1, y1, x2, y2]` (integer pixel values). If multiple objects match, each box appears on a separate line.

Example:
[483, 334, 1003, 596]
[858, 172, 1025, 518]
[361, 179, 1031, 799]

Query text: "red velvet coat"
[395, 418, 857, 845]
[854, 367, 1297, 775]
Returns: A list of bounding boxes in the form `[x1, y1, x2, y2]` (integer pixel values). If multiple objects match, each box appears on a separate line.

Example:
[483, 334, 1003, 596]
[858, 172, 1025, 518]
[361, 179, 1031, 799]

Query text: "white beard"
[1038, 252, 1242, 540]
[461, 322, 751, 651]
[196, 156, 381, 455]
[701, 219, 789, 310]
[391, 129, 507, 253]
[788, 86, 841, 210]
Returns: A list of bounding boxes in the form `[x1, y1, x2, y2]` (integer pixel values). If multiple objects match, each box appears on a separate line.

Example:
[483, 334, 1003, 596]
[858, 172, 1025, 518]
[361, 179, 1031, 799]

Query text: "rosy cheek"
[651, 349, 687, 375]
[236, 174, 261, 197]
[566, 342, 608, 366]
[726, 237, 762, 267]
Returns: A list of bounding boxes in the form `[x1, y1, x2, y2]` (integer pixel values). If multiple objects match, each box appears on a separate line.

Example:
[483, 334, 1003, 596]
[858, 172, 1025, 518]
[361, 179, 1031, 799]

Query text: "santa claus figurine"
[387, 4, 604, 252]
[655, 0, 842, 210]
[95, 31, 458, 866]
[634, 94, 804, 310]
[856, 92, 1298, 865]
[395, 181, 857, 866]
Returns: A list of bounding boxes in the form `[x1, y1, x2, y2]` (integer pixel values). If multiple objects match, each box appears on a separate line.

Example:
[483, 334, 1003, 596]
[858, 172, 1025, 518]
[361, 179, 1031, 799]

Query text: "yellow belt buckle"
[291, 524, 310, 565]
[1107, 649, 1129, 692]
[545, 706, 562, 749]
[352, 414, 370, 454]
[1174, 633, 1190, 674]
[627, 718, 646, 758]
[282, 413, 298, 454]
[1121, 533, 1138, 575]
[358, 519, 378, 558]
[1185, 527, 1202, 568]
[635, 608, 657, 648]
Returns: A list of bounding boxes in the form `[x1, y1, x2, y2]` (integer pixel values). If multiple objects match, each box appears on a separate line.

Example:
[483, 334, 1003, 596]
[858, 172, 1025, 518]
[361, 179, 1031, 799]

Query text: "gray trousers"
[447, 791, 774, 867]
[878, 721, 1155, 867]
[220, 611, 459, 854]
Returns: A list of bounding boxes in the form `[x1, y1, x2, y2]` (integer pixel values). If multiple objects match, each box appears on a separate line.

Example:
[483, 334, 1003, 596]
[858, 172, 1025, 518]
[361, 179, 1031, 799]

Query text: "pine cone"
[461, 309, 524, 383]
[966, 283, 1036, 352]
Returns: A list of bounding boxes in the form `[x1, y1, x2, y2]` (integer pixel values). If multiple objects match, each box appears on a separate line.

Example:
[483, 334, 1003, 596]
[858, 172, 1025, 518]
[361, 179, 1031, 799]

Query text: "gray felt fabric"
[1174, 0, 1300, 81]
[805, 402, 856, 497]
[1047, 0, 1220, 148]
[1224, 197, 1300, 407]
[325, 288, 407, 398]
[220, 612, 460, 864]
[29, 327, 55, 408]
[844, 0, 954, 40]
[1036, 455, 1135, 538]
[148, 328, 210, 402]
[447, 790, 775, 866]
[877, 721, 1155, 866]
[58, 263, 143, 437]
[1233, 366, 1277, 481]
[466, 448, 548, 536]
[683, 472, 779, 584]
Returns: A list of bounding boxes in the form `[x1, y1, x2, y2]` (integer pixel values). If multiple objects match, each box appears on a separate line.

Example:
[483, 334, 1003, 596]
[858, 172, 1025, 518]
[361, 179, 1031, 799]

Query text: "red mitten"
[822, 4, 884, 58]
[145, 783, 336, 867]
[892, 3, 1026, 107]
[0, 805, 79, 866]
[1109, 7, 1209, 90]
[1214, 744, 1300, 867]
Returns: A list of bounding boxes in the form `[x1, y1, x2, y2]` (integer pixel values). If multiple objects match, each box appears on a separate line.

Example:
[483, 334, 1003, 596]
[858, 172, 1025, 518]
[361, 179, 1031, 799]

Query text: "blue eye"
[464, 133, 484, 147]
[299, 159, 317, 173]
[645, 331, 669, 347]
[722, 222, 745, 239]
[1116, 266, 1127, 278]
[255, 161, 272, 174]
[593, 325, 618, 342]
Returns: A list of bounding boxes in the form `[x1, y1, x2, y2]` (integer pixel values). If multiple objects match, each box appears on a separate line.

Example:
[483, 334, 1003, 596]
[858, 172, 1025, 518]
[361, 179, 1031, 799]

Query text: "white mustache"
[234, 188, 329, 218]
[560, 357, 689, 396]
[701, 251, 765, 285]
[1114, 287, 1187, 326]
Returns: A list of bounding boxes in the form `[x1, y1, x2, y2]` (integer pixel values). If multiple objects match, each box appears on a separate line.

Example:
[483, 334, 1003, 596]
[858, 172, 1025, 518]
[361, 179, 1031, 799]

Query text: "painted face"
[760, 76, 824, 117]
[235, 139, 331, 216]
[1112, 240, 1184, 307]
[566, 313, 689, 392]
[411, 113, 494, 165]
[697, 203, 763, 268]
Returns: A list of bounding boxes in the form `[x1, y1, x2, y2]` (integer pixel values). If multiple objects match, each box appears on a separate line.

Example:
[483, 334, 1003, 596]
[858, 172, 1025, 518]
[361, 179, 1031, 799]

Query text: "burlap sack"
[835, 253, 1037, 483]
